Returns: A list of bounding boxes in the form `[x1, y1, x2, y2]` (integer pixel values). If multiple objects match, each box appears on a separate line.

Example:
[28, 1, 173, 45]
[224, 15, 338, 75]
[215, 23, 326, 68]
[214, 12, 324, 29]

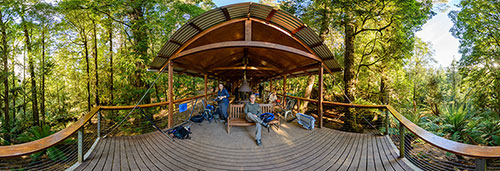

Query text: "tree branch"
[353, 15, 394, 36]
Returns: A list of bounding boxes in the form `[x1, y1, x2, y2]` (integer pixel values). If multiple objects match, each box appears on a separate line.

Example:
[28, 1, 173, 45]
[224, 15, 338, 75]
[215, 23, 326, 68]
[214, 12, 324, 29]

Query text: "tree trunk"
[1, 11, 10, 142]
[22, 13, 39, 126]
[41, 25, 46, 126]
[23, 37, 26, 117]
[379, 68, 388, 105]
[109, 22, 114, 105]
[92, 19, 99, 106]
[342, 13, 359, 132]
[12, 70, 16, 123]
[301, 75, 316, 113]
[83, 27, 91, 111]
[128, 2, 149, 103]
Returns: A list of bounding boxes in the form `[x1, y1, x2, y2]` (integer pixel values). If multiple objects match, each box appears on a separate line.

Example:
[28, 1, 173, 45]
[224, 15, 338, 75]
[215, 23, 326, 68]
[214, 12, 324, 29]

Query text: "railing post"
[97, 110, 101, 138]
[399, 121, 405, 158]
[78, 127, 84, 163]
[385, 110, 389, 135]
[475, 159, 487, 171]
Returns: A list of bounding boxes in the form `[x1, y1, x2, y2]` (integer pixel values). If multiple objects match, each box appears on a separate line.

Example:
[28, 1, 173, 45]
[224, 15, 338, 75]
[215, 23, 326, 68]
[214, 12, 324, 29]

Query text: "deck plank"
[376, 135, 395, 171]
[133, 134, 166, 171]
[130, 136, 159, 170]
[123, 136, 142, 171]
[74, 138, 105, 171]
[382, 136, 413, 171]
[357, 134, 368, 171]
[76, 122, 417, 171]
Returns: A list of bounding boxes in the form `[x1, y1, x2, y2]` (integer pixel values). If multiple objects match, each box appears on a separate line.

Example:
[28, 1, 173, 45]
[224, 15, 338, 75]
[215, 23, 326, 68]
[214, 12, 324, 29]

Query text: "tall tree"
[0, 8, 10, 143]
[21, 4, 40, 126]
[450, 0, 500, 114]
[92, 17, 99, 106]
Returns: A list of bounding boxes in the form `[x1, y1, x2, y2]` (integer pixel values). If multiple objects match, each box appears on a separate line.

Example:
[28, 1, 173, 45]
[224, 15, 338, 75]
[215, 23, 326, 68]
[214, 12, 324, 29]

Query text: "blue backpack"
[260, 113, 275, 123]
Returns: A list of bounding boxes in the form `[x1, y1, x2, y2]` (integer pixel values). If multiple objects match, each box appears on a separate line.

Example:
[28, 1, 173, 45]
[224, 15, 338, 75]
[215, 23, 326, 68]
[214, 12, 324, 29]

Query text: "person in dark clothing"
[217, 83, 230, 121]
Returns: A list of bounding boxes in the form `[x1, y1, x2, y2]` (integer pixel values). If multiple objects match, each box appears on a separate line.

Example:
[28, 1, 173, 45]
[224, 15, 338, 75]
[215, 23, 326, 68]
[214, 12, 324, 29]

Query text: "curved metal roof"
[151, 2, 341, 78]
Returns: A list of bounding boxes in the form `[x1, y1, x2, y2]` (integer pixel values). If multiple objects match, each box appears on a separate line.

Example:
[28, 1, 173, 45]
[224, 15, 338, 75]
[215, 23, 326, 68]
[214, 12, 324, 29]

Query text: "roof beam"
[265, 9, 277, 23]
[169, 40, 183, 46]
[292, 25, 305, 35]
[310, 42, 323, 49]
[209, 66, 280, 71]
[220, 8, 231, 21]
[172, 41, 321, 62]
[189, 23, 203, 33]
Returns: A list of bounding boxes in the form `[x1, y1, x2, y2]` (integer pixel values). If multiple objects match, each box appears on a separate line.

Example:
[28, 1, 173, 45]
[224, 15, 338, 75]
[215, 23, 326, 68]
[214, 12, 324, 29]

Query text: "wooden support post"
[385, 110, 389, 135]
[318, 63, 323, 128]
[204, 74, 208, 103]
[475, 159, 487, 171]
[283, 75, 287, 108]
[245, 19, 252, 41]
[78, 127, 84, 163]
[168, 62, 174, 129]
[97, 110, 101, 138]
[399, 122, 405, 158]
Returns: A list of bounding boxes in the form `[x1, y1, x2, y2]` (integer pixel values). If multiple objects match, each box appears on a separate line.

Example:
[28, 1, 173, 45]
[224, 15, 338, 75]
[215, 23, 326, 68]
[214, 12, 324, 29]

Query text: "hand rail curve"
[0, 93, 215, 158]
[0, 107, 101, 158]
[283, 94, 500, 158]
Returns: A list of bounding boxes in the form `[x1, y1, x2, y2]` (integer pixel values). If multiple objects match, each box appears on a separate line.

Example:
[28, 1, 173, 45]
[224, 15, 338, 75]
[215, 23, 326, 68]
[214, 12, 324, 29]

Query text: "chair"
[283, 98, 297, 120]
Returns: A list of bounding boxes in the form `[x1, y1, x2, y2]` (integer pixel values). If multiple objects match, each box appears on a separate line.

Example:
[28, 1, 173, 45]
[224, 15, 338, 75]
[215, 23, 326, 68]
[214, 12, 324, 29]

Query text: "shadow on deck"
[75, 121, 415, 171]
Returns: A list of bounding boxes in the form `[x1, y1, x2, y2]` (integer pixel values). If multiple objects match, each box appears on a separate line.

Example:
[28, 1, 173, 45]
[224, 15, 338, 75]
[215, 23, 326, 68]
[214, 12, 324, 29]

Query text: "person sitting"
[244, 94, 269, 146]
[268, 91, 277, 104]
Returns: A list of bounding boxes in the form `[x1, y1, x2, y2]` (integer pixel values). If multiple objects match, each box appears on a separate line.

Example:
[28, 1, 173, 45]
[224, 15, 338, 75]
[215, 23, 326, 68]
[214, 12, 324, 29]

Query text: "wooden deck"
[75, 121, 415, 171]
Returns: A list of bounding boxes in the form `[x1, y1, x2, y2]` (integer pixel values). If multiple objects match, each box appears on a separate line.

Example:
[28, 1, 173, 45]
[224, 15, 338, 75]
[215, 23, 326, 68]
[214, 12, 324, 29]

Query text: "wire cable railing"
[0, 92, 215, 170]
[279, 94, 500, 171]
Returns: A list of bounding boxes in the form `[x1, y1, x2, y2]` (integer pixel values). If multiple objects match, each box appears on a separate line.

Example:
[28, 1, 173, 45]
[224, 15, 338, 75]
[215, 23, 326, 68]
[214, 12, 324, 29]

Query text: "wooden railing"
[278, 93, 500, 168]
[0, 93, 215, 159]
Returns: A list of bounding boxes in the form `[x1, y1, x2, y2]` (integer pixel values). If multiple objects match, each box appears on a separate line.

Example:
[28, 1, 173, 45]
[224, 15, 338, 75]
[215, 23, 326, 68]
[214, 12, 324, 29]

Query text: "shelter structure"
[149, 2, 342, 128]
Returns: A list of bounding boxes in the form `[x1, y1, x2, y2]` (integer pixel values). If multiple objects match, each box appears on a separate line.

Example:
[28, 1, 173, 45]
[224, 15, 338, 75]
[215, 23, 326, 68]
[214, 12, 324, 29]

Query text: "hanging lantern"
[239, 70, 252, 92]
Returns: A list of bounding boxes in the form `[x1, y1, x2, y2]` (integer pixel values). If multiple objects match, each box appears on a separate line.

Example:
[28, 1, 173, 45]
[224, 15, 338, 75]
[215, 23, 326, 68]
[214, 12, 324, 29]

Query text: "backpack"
[259, 113, 275, 123]
[190, 115, 204, 123]
[169, 125, 191, 139]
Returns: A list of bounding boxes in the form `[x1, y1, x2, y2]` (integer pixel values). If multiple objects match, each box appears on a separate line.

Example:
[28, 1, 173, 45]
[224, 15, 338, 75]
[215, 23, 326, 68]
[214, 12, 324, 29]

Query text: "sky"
[213, 0, 462, 68]
[415, 0, 462, 68]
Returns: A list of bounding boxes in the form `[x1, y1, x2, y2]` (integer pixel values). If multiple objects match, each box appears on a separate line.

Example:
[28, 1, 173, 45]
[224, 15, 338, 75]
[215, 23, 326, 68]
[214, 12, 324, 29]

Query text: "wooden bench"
[227, 103, 280, 134]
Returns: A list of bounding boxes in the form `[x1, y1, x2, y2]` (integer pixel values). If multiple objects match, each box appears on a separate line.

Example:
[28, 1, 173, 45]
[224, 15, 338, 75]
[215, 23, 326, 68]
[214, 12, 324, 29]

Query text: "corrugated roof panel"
[153, 3, 342, 72]
[315, 45, 331, 57]
[226, 5, 248, 19]
[295, 28, 316, 45]
[273, 10, 302, 28]
[270, 17, 295, 32]
[301, 27, 322, 44]
[249, 4, 273, 19]
[161, 43, 180, 57]
[193, 10, 226, 30]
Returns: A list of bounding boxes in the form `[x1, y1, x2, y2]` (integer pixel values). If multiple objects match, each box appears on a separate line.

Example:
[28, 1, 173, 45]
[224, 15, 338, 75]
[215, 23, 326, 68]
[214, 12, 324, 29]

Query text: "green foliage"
[17, 125, 67, 161]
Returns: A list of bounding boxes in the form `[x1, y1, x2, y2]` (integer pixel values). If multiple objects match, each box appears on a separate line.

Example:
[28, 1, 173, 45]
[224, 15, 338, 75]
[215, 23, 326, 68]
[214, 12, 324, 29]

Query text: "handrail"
[283, 94, 500, 158]
[100, 93, 216, 110]
[0, 93, 215, 158]
[0, 107, 101, 158]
